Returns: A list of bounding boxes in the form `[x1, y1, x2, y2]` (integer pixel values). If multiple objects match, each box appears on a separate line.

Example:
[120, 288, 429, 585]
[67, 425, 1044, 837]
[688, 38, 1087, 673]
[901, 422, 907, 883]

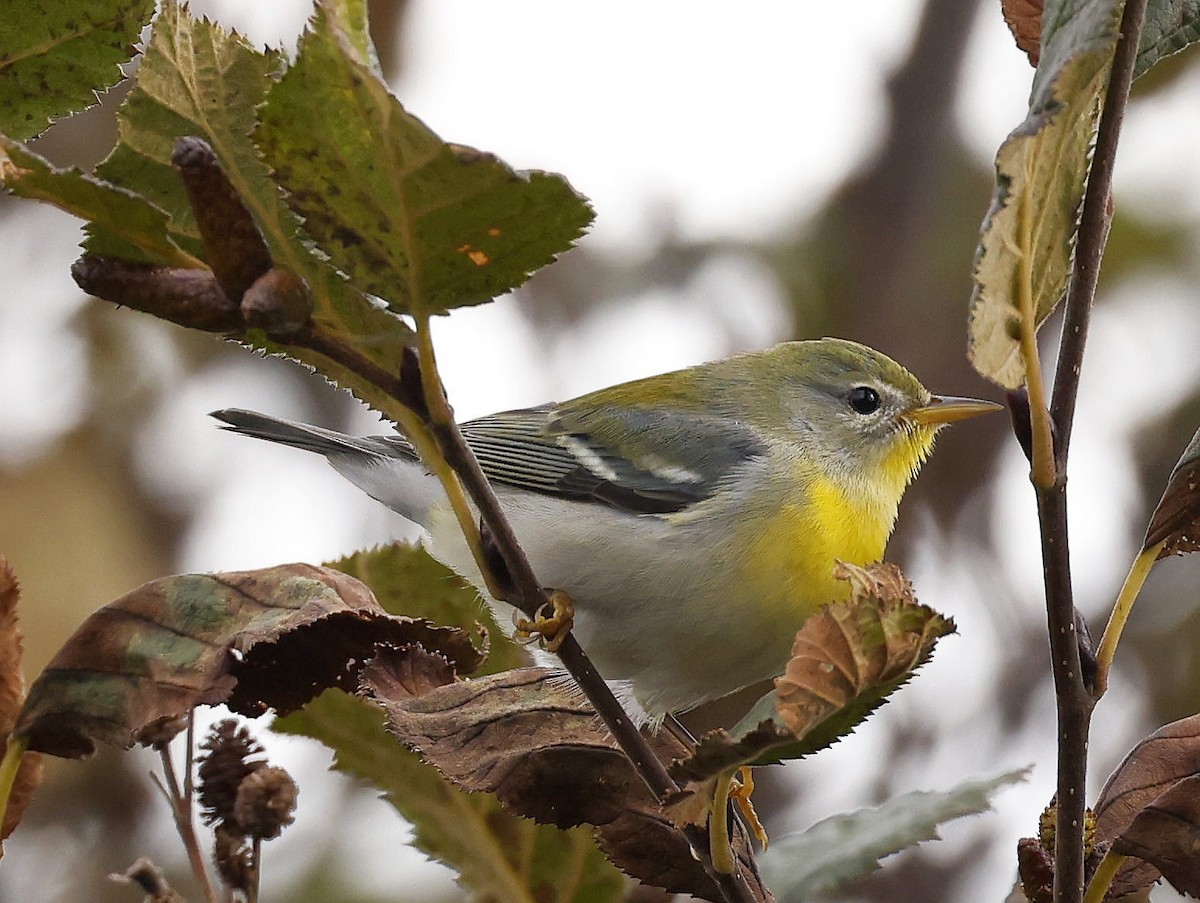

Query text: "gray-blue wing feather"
[212, 405, 767, 516]
[462, 404, 767, 514]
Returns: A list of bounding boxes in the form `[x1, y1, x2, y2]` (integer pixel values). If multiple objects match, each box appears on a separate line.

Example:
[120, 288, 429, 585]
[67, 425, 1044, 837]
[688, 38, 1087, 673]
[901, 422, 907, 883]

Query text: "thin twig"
[1034, 485, 1093, 903]
[1036, 0, 1149, 900]
[157, 735, 220, 903]
[409, 317, 679, 800]
[297, 323, 757, 901]
[1050, 0, 1145, 454]
[247, 837, 262, 903]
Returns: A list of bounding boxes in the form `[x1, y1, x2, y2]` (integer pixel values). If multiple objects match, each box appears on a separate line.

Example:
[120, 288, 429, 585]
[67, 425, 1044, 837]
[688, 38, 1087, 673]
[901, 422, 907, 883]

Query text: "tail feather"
[210, 408, 386, 457]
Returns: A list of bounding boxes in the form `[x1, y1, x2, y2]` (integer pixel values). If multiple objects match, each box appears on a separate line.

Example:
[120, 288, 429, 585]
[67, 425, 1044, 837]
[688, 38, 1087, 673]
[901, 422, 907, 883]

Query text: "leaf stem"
[1081, 848, 1125, 903]
[1016, 185, 1056, 489]
[1094, 543, 1161, 696]
[710, 770, 736, 875]
[0, 735, 27, 853]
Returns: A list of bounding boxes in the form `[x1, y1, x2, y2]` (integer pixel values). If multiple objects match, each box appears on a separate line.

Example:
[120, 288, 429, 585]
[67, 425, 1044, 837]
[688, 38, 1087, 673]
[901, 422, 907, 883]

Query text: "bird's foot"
[514, 589, 575, 653]
[731, 767, 768, 850]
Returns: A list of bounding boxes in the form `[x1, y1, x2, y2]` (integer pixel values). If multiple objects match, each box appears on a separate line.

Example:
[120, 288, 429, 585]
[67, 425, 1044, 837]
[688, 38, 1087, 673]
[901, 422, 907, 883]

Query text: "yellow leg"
[731, 767, 768, 850]
[514, 589, 575, 653]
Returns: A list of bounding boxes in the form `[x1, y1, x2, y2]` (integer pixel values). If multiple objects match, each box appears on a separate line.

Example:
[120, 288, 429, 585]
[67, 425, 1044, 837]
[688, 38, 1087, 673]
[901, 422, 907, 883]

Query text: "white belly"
[424, 488, 802, 718]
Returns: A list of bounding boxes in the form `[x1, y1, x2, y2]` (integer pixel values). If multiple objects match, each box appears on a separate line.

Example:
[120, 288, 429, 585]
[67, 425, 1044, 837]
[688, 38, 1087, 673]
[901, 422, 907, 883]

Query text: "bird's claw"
[730, 767, 768, 850]
[514, 589, 575, 653]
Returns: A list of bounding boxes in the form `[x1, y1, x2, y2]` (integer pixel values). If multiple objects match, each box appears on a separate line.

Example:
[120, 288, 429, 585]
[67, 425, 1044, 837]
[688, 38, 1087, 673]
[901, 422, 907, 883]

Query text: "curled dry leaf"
[14, 563, 484, 758]
[670, 563, 953, 787]
[0, 558, 43, 840]
[1144, 426, 1200, 558]
[362, 661, 768, 902]
[1111, 774, 1200, 896]
[1002, 0, 1043, 67]
[777, 562, 950, 738]
[1094, 713, 1200, 896]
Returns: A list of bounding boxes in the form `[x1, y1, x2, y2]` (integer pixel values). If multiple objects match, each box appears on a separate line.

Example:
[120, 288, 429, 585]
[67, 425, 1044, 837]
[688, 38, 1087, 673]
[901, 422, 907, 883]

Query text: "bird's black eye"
[848, 386, 880, 415]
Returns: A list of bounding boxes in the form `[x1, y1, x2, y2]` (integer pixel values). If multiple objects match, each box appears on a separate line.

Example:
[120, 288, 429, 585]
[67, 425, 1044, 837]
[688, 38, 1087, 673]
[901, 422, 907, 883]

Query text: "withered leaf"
[1111, 774, 1200, 896]
[1144, 426, 1200, 558]
[671, 563, 953, 784]
[1094, 713, 1200, 896]
[777, 562, 951, 736]
[362, 664, 768, 901]
[0, 558, 43, 841]
[15, 563, 483, 758]
[1002, 0, 1043, 67]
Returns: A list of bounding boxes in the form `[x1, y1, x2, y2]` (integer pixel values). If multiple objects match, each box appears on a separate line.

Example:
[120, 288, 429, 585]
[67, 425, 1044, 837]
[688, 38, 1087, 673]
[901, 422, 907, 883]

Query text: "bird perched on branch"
[213, 338, 998, 723]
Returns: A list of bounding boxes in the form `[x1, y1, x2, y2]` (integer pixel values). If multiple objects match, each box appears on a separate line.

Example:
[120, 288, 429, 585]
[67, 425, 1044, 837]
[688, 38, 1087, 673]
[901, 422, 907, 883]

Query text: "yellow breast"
[735, 468, 897, 619]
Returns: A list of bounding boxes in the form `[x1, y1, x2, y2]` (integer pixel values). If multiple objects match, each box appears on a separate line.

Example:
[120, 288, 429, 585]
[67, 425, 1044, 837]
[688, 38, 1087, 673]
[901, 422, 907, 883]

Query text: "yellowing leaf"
[969, 0, 1122, 389]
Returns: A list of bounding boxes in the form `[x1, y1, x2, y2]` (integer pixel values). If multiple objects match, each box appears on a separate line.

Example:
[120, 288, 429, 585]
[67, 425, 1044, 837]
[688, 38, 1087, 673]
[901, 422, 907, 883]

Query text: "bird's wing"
[461, 404, 768, 515]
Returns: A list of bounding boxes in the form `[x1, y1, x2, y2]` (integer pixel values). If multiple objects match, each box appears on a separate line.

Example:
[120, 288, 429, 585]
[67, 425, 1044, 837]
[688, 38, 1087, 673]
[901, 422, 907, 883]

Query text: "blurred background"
[2, 0, 1200, 900]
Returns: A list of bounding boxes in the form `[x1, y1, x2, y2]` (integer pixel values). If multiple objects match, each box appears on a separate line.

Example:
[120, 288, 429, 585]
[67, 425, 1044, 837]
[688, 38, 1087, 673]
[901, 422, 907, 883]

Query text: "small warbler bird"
[213, 338, 998, 722]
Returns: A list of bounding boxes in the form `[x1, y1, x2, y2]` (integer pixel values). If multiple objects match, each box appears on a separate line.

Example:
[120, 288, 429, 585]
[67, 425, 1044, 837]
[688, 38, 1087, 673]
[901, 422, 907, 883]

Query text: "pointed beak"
[905, 395, 1003, 426]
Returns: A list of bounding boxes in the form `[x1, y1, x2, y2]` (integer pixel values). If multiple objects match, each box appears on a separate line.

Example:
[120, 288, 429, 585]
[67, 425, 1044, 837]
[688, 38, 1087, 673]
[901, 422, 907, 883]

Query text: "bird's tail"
[210, 408, 383, 457]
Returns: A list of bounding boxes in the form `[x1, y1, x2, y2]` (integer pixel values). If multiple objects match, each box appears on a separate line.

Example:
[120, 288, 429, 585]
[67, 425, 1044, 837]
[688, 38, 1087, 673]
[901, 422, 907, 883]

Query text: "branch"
[1050, 0, 1145, 457]
[74, 134, 765, 903]
[1035, 0, 1149, 899]
[304, 325, 759, 901]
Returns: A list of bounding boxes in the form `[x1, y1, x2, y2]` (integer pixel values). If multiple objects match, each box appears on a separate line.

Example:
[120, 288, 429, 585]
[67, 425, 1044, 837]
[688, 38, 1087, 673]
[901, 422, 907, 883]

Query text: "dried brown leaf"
[668, 719, 795, 786]
[1112, 774, 1200, 895]
[15, 563, 484, 758]
[1003, 0, 1043, 67]
[0, 557, 43, 841]
[362, 664, 768, 901]
[1095, 713, 1200, 896]
[1145, 427, 1200, 557]
[667, 563, 952, 788]
[775, 562, 952, 740]
[0, 557, 26, 735]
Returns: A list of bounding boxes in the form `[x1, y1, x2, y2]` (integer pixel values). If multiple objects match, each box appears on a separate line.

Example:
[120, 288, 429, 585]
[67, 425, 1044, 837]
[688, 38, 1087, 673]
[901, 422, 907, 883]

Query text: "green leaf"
[277, 689, 628, 903]
[329, 543, 529, 675]
[80, 0, 416, 417]
[314, 0, 378, 71]
[757, 769, 1029, 901]
[1136, 0, 1200, 77]
[0, 0, 154, 140]
[0, 138, 197, 267]
[255, 3, 594, 318]
[968, 0, 1122, 389]
[90, 0, 287, 260]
